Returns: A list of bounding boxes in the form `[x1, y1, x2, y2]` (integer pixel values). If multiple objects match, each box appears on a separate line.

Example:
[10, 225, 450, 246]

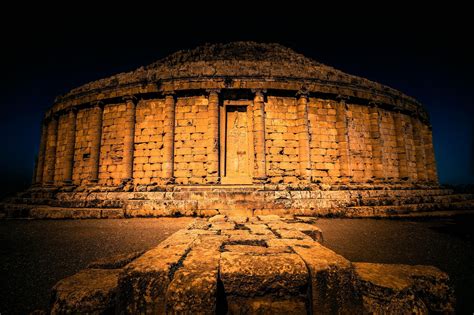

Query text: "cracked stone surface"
[49, 215, 456, 314]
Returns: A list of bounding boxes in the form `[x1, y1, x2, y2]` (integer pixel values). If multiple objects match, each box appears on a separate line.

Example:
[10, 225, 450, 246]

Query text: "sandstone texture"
[5, 42, 472, 218]
[48, 215, 455, 314]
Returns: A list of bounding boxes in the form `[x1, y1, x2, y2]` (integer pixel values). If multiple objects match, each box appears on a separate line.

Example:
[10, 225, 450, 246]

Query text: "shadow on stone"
[215, 276, 228, 315]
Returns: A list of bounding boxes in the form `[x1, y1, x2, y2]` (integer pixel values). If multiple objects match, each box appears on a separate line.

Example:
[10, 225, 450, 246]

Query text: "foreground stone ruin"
[49, 215, 455, 314]
[5, 41, 473, 218]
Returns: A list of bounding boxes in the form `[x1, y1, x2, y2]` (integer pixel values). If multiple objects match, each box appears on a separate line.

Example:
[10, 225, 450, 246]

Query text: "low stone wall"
[49, 215, 455, 314]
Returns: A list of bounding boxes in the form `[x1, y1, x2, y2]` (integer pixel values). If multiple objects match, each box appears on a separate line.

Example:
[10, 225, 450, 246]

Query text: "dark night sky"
[1, 7, 473, 196]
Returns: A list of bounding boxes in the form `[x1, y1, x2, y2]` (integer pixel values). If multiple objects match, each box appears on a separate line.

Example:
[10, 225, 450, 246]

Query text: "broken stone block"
[290, 241, 362, 314]
[186, 218, 211, 230]
[227, 215, 248, 224]
[210, 221, 236, 231]
[220, 251, 308, 314]
[353, 262, 455, 314]
[209, 214, 227, 223]
[257, 214, 282, 222]
[117, 230, 198, 314]
[245, 223, 275, 236]
[51, 269, 121, 314]
[224, 244, 292, 254]
[87, 250, 145, 269]
[165, 235, 224, 314]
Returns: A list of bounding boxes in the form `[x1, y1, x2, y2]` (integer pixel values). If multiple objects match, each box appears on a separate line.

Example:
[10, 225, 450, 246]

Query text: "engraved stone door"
[222, 105, 252, 184]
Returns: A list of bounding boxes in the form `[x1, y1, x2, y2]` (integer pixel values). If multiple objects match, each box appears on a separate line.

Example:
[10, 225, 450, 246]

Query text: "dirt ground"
[0, 215, 473, 314]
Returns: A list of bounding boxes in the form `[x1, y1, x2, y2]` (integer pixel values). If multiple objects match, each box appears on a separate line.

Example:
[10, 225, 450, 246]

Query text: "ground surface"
[0, 216, 473, 314]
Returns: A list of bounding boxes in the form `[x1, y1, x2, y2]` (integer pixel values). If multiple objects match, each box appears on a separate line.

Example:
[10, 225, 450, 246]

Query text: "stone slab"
[290, 241, 362, 314]
[117, 230, 198, 313]
[354, 262, 455, 314]
[51, 269, 121, 314]
[165, 235, 224, 314]
[220, 251, 308, 313]
[87, 250, 145, 269]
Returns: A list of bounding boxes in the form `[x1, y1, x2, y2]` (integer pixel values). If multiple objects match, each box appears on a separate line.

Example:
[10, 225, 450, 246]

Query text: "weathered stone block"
[117, 230, 198, 313]
[353, 262, 455, 314]
[220, 251, 308, 314]
[51, 269, 121, 314]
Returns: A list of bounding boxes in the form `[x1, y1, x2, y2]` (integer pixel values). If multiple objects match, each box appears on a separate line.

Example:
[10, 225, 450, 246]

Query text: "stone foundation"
[2, 185, 474, 219]
[48, 215, 455, 314]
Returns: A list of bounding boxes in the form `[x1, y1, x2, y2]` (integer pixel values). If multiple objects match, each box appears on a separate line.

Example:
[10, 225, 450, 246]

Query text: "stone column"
[411, 117, 427, 182]
[89, 103, 103, 184]
[393, 112, 409, 180]
[43, 115, 58, 185]
[369, 105, 385, 181]
[336, 98, 351, 182]
[252, 89, 267, 182]
[296, 91, 311, 182]
[207, 89, 220, 183]
[35, 119, 48, 184]
[63, 109, 77, 184]
[162, 93, 176, 182]
[422, 125, 438, 183]
[122, 96, 137, 182]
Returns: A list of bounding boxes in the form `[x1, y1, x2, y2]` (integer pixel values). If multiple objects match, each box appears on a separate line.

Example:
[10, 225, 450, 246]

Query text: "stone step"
[351, 188, 454, 199]
[357, 193, 474, 206]
[346, 200, 474, 217]
[174, 184, 262, 192]
[1, 205, 124, 219]
[381, 209, 474, 218]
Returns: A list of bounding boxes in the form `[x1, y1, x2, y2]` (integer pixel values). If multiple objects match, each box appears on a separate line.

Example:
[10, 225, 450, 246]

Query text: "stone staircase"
[346, 189, 474, 217]
[1, 186, 473, 219]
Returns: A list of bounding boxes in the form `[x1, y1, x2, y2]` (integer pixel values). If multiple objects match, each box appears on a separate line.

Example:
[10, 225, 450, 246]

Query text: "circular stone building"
[27, 42, 442, 217]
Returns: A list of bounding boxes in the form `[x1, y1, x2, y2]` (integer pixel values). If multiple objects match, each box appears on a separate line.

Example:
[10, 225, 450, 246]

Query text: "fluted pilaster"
[296, 91, 311, 182]
[63, 109, 77, 184]
[122, 96, 137, 181]
[89, 103, 103, 183]
[207, 89, 220, 183]
[252, 89, 266, 181]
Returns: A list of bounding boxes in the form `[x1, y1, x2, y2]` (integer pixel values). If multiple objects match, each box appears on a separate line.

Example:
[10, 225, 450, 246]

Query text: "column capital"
[251, 89, 267, 97]
[122, 95, 137, 104]
[66, 107, 78, 115]
[91, 100, 104, 109]
[50, 112, 60, 121]
[164, 92, 176, 103]
[206, 88, 221, 95]
[296, 85, 309, 98]
[296, 90, 309, 100]
[336, 94, 350, 103]
[163, 90, 176, 96]
[369, 101, 380, 109]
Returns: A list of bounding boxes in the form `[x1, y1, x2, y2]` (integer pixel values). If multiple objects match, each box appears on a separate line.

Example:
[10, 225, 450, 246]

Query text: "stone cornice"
[45, 76, 429, 124]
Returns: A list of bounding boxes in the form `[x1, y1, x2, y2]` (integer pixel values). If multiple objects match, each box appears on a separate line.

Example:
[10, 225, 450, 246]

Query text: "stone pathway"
[50, 215, 455, 314]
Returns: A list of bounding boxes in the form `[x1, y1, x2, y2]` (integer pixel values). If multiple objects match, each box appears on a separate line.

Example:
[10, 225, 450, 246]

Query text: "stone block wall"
[265, 96, 299, 184]
[133, 100, 165, 185]
[173, 96, 210, 185]
[346, 104, 374, 182]
[53, 114, 70, 183]
[378, 109, 399, 180]
[308, 99, 340, 183]
[395, 113, 418, 181]
[36, 92, 439, 189]
[99, 103, 127, 186]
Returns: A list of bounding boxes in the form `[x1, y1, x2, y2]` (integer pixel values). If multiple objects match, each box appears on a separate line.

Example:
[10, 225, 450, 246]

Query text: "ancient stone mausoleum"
[12, 42, 470, 218]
